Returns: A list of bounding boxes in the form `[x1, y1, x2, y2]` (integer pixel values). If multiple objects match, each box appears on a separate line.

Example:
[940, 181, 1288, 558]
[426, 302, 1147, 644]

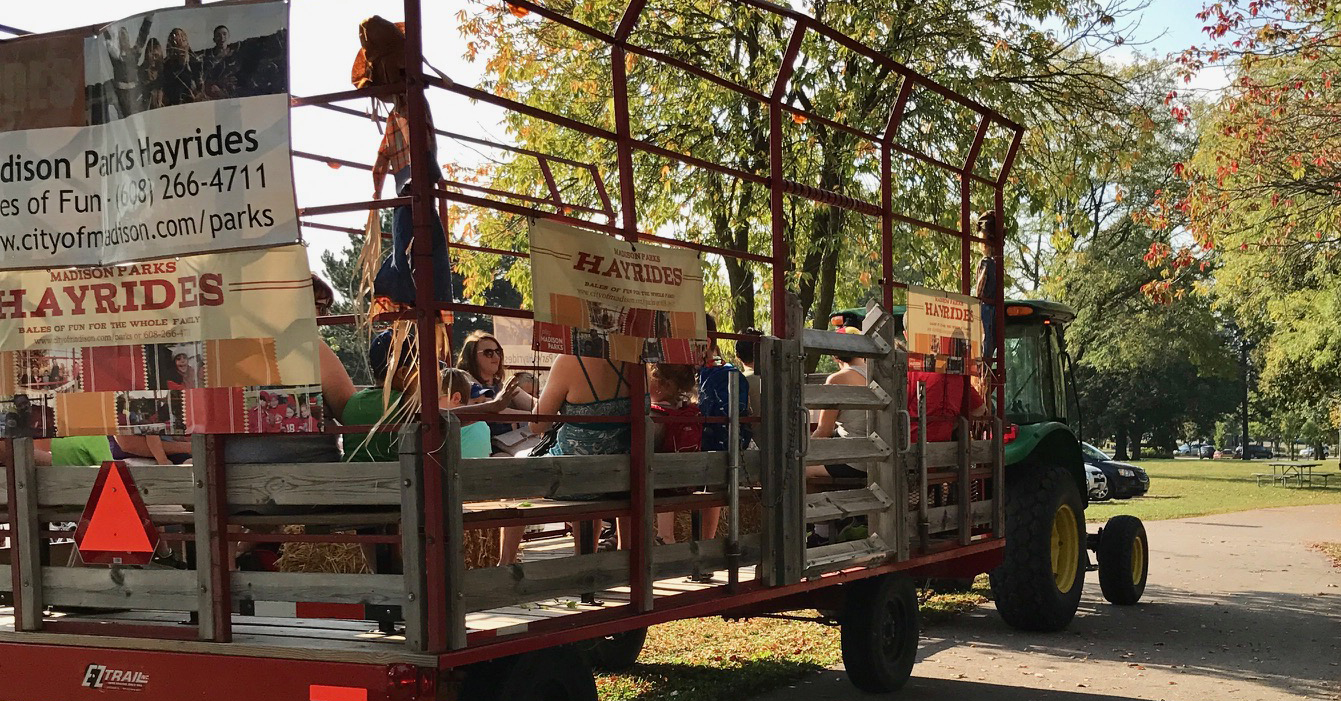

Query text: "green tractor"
[829, 300, 1149, 631]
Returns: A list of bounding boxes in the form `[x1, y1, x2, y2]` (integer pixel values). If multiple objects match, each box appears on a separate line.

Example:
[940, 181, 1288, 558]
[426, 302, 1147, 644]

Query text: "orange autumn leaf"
[507, 1, 530, 18]
[791, 113, 808, 125]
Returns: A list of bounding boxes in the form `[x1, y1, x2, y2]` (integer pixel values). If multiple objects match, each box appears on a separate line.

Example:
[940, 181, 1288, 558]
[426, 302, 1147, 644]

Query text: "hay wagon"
[0, 0, 1147, 698]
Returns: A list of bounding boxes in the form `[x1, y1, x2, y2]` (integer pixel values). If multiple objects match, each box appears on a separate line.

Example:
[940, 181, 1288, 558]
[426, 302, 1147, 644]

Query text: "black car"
[1198, 444, 1216, 459]
[1081, 443, 1150, 500]
[1234, 444, 1274, 459]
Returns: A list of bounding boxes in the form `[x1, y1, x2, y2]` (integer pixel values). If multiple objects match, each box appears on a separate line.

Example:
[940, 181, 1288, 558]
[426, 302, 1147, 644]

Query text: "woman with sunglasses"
[456, 330, 535, 416]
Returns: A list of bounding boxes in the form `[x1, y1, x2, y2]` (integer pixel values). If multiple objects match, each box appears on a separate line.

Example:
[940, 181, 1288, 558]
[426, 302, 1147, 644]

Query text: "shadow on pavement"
[918, 583, 1341, 700]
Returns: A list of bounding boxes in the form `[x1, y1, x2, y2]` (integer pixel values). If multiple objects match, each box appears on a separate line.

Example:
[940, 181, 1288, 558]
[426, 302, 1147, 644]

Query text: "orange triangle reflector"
[74, 461, 159, 565]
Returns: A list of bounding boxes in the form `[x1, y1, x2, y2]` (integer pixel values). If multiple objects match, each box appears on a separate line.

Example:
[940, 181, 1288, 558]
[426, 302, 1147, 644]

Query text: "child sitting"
[439, 368, 492, 459]
[650, 363, 703, 544]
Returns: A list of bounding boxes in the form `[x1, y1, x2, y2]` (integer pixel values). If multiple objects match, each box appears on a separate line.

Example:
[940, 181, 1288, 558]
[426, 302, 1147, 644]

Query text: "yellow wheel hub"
[1050, 504, 1079, 593]
[1131, 534, 1145, 585]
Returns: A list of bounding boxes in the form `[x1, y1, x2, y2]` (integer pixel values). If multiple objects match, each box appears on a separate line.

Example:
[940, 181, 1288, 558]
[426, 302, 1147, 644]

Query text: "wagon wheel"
[839, 574, 920, 693]
[1097, 515, 1148, 605]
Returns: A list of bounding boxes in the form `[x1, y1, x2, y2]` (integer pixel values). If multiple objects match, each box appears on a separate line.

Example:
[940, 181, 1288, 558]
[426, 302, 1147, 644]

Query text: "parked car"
[1081, 442, 1150, 499]
[1086, 463, 1110, 501]
[1300, 446, 1329, 459]
[1233, 444, 1274, 459]
[1198, 444, 1216, 459]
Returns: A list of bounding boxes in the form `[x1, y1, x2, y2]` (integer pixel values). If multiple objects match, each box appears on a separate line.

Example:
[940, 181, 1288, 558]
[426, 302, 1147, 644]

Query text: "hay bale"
[276, 526, 371, 574]
[669, 499, 764, 543]
[464, 528, 500, 569]
[275, 525, 502, 572]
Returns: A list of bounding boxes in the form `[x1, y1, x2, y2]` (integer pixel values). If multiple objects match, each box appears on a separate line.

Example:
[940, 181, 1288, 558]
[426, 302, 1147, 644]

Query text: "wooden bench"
[1252, 472, 1288, 487]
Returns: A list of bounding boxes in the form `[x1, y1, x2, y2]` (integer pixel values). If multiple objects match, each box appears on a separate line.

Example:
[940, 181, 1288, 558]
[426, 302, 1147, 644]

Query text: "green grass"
[1085, 458, 1341, 522]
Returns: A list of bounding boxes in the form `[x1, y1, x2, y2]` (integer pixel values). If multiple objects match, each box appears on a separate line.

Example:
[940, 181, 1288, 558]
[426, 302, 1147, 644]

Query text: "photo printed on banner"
[85, 5, 288, 123]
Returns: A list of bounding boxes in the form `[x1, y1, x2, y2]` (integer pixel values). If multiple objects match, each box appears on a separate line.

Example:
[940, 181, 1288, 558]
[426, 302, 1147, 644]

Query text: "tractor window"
[1004, 324, 1054, 424]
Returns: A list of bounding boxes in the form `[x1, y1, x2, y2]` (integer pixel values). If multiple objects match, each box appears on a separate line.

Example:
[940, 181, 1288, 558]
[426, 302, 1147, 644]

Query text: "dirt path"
[758, 504, 1341, 700]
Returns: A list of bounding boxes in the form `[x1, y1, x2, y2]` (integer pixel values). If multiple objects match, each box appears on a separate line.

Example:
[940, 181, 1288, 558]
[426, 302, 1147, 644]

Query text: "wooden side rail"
[803, 383, 891, 410]
[462, 488, 762, 529]
[801, 328, 892, 357]
[31, 568, 406, 611]
[461, 534, 763, 612]
[17, 450, 761, 511]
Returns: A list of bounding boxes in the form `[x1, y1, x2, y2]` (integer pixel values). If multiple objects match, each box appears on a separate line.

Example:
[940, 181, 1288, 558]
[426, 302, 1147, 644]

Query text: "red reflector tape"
[310, 684, 368, 701]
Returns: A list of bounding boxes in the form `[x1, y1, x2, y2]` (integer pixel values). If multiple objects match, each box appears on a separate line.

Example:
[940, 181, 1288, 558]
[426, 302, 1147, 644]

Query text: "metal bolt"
[200, 586, 207, 593]
[407, 593, 416, 601]
[403, 479, 413, 487]
[196, 480, 204, 488]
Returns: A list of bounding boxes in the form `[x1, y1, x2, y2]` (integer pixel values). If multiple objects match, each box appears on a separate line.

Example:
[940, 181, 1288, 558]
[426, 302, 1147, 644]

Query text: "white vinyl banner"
[0, 1, 294, 269]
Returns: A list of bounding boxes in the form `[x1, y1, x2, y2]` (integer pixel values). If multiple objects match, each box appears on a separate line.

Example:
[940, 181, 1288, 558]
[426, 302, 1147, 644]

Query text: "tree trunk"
[1114, 423, 1129, 461]
[1130, 424, 1143, 461]
[723, 256, 755, 334]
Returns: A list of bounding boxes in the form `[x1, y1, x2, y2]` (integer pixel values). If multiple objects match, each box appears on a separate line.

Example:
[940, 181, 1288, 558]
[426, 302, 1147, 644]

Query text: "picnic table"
[1262, 461, 1335, 488]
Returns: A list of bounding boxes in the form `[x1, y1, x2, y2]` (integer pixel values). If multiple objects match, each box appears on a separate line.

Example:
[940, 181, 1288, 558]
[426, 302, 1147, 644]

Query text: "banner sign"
[905, 285, 981, 375]
[0, 244, 322, 438]
[0, 1, 295, 269]
[529, 219, 707, 363]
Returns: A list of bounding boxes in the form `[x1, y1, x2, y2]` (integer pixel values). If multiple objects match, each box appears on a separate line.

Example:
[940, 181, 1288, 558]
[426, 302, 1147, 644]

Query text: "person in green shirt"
[342, 329, 520, 462]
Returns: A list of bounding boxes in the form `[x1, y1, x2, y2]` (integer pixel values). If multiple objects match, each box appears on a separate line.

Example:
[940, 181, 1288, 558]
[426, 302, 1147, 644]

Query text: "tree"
[1160, 0, 1341, 413]
[455, 0, 1147, 331]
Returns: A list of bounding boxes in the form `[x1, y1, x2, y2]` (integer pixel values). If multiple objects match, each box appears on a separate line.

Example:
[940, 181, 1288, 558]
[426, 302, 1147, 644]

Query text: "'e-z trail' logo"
[82, 664, 150, 691]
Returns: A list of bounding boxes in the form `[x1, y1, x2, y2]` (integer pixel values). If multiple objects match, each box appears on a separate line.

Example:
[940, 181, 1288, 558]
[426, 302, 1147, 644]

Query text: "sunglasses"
[479, 347, 503, 359]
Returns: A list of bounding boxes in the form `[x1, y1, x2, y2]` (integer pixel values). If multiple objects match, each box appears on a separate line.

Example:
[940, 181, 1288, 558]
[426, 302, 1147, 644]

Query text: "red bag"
[652, 403, 703, 454]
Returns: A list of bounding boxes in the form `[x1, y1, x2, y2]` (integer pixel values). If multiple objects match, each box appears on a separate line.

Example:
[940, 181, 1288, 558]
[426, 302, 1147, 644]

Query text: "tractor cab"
[1001, 300, 1076, 428]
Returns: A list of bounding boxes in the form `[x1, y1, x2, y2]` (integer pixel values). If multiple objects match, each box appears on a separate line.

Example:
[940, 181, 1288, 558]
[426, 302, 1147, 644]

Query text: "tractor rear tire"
[840, 574, 919, 693]
[459, 646, 597, 701]
[583, 627, 648, 671]
[990, 463, 1086, 632]
[1097, 515, 1148, 605]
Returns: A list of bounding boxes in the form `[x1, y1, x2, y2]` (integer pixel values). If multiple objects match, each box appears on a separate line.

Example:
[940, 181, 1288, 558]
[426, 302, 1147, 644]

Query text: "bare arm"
[319, 340, 356, 418]
[528, 357, 571, 434]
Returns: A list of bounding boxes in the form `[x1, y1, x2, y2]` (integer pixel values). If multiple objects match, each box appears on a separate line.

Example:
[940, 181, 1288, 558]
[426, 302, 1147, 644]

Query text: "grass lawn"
[1085, 458, 1341, 522]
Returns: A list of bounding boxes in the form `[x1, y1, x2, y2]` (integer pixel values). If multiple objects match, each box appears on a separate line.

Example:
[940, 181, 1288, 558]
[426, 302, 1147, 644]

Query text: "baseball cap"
[368, 330, 415, 382]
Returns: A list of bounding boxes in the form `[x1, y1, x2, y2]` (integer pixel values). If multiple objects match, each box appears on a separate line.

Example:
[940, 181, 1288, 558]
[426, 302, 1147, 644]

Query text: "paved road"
[757, 504, 1341, 700]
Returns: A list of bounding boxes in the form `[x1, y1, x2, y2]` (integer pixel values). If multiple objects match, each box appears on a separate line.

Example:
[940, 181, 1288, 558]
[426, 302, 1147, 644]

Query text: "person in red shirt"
[908, 370, 987, 442]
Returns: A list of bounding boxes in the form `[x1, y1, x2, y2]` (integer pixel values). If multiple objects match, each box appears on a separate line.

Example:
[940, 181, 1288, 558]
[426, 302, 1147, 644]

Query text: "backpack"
[651, 403, 702, 454]
[351, 16, 406, 98]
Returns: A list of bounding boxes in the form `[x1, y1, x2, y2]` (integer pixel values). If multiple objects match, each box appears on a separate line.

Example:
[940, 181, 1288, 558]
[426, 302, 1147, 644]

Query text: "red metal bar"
[298, 197, 406, 217]
[881, 79, 914, 308]
[399, 0, 451, 654]
[205, 434, 232, 642]
[299, 221, 364, 237]
[289, 83, 403, 107]
[770, 24, 807, 338]
[430, 77, 618, 142]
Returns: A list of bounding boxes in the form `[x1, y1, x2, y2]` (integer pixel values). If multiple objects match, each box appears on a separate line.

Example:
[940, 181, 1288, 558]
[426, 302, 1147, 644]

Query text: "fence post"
[399, 425, 427, 651]
[12, 438, 41, 632]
